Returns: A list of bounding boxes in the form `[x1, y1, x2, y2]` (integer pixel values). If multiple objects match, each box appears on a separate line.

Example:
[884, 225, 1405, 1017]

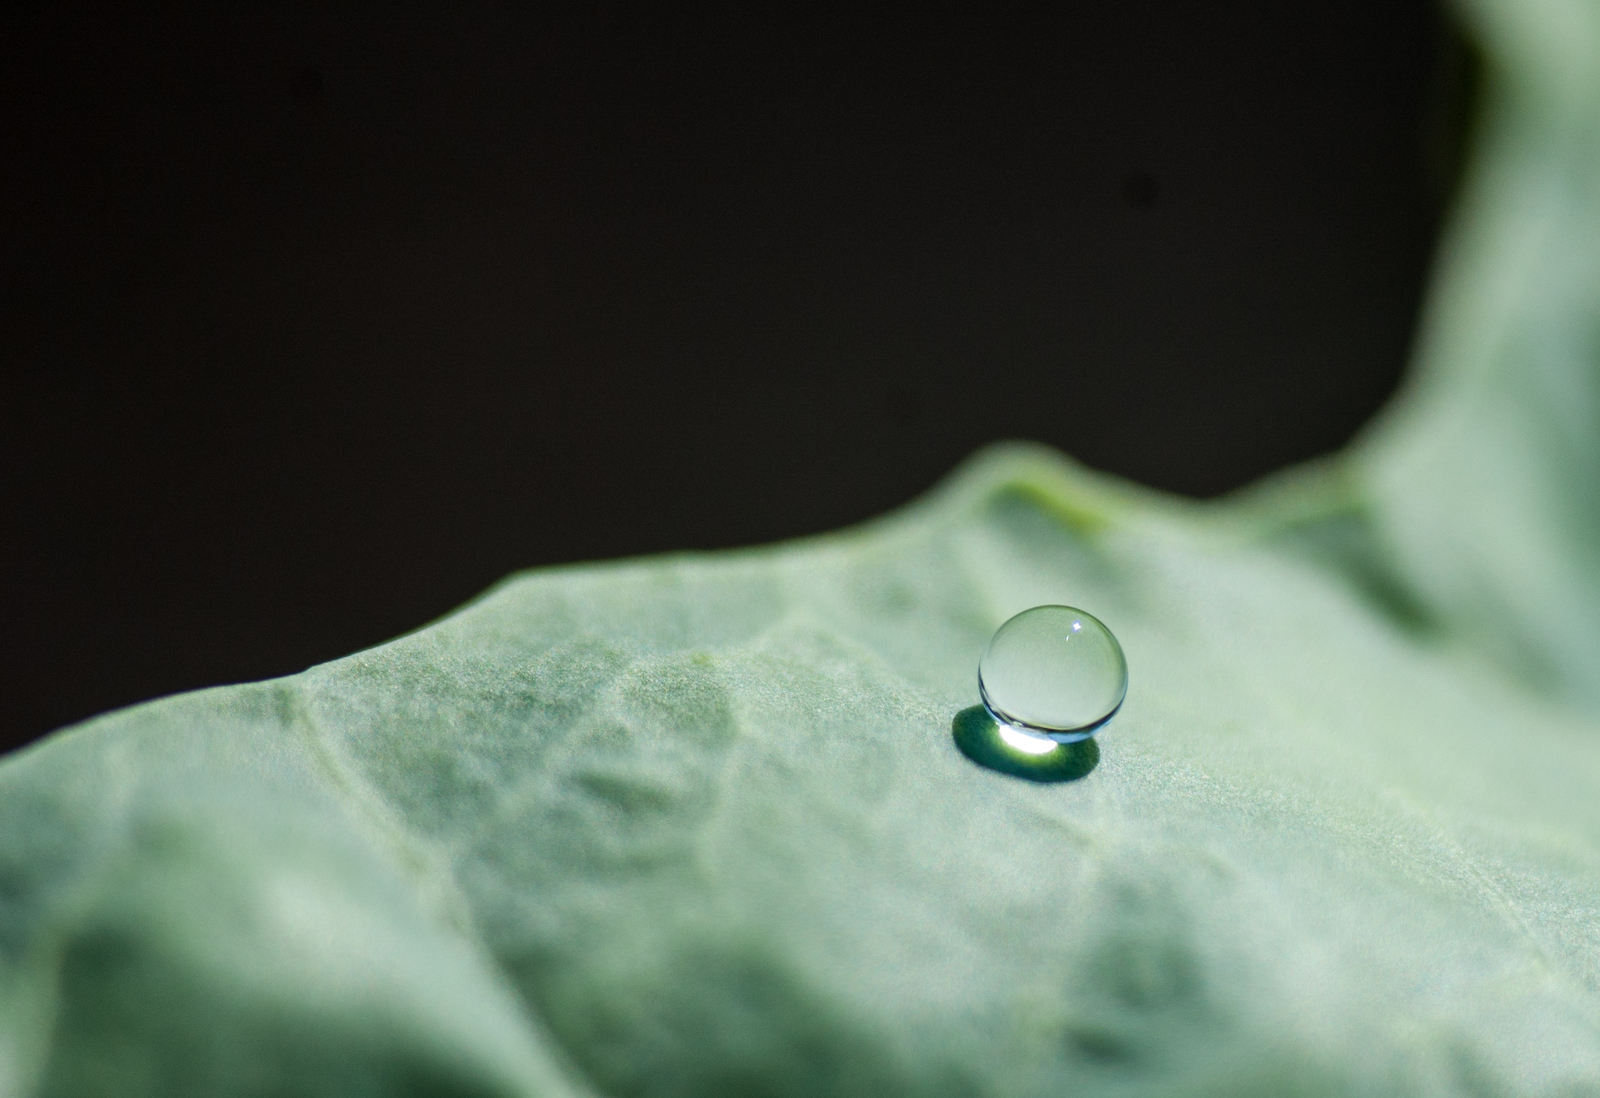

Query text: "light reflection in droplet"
[997, 723, 1060, 755]
[951, 706, 1099, 783]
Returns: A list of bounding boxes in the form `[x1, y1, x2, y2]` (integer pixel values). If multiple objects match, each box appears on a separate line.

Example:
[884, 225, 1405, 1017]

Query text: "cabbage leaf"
[6, 1, 1600, 1094]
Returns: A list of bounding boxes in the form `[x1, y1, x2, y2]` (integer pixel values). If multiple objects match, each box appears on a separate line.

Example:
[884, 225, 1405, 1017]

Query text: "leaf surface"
[6, 1, 1600, 1094]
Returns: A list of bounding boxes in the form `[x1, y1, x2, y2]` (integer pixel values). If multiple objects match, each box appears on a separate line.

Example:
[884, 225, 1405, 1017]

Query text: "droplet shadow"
[952, 705, 1100, 783]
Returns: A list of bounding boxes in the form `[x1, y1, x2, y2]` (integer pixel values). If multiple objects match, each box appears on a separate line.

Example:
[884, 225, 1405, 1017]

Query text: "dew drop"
[978, 605, 1127, 743]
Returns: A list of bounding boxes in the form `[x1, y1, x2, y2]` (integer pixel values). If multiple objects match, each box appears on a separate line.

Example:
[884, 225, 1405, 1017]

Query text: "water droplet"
[978, 605, 1127, 743]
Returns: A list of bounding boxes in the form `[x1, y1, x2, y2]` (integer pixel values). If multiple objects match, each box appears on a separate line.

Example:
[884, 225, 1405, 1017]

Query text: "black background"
[2, 2, 1472, 752]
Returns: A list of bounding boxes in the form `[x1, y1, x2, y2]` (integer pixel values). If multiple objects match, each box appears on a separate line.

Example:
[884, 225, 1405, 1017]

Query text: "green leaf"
[7, 2, 1600, 1094]
[1357, 0, 1600, 711]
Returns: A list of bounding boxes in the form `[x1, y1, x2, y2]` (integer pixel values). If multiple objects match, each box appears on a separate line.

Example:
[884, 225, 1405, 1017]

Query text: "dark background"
[2, 2, 1473, 752]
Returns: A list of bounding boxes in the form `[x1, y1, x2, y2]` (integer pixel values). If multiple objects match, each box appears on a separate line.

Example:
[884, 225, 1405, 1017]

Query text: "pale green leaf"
[6, 1, 1600, 1094]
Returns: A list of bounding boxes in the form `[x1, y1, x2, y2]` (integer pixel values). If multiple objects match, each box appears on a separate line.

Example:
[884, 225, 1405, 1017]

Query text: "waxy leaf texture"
[5, 0, 1600, 1093]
